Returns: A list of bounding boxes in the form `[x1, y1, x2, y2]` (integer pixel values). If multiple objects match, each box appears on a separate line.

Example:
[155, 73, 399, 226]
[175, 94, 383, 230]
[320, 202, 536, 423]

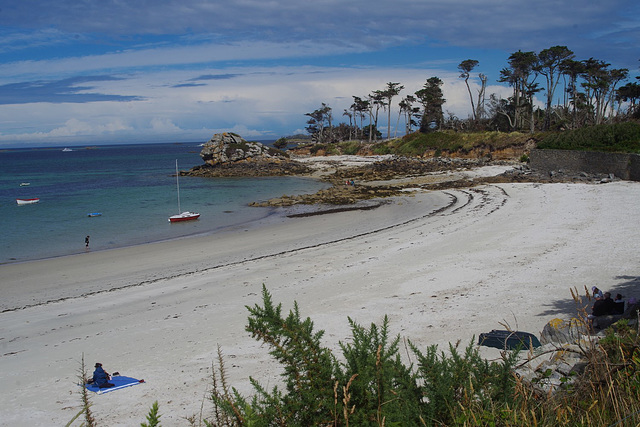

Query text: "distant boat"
[62, 147, 73, 152]
[87, 212, 102, 217]
[17, 198, 39, 205]
[169, 160, 200, 223]
[19, 182, 30, 186]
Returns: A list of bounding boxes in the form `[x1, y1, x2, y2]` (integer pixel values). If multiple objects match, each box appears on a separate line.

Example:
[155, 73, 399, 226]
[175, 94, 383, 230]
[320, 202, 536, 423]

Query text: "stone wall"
[529, 149, 640, 181]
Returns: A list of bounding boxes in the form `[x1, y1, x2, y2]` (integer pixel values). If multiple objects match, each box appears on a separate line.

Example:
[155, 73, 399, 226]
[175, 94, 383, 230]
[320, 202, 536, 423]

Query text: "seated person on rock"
[92, 363, 114, 388]
[600, 292, 617, 315]
[588, 292, 618, 329]
[592, 286, 604, 300]
[614, 293, 625, 314]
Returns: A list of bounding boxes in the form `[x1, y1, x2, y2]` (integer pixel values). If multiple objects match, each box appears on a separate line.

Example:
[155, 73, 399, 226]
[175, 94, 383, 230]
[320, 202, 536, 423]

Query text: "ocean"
[0, 142, 328, 264]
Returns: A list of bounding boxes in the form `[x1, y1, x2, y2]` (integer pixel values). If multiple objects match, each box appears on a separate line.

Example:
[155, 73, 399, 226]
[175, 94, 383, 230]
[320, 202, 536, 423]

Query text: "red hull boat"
[169, 212, 200, 222]
[168, 160, 200, 223]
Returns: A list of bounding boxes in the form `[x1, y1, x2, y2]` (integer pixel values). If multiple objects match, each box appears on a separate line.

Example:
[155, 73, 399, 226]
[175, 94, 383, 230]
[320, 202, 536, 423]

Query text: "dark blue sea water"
[0, 142, 327, 264]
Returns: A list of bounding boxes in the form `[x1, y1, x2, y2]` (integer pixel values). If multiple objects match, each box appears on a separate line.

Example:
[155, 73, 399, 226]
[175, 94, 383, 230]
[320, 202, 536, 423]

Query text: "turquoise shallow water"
[0, 142, 328, 263]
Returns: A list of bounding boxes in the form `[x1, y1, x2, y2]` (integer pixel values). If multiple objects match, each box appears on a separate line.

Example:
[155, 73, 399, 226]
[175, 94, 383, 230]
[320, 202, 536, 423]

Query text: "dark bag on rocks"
[478, 330, 541, 350]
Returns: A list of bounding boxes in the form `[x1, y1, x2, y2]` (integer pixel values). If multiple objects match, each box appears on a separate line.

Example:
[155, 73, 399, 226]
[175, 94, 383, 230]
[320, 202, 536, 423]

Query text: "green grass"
[303, 131, 538, 157]
[385, 131, 535, 155]
[295, 122, 640, 157]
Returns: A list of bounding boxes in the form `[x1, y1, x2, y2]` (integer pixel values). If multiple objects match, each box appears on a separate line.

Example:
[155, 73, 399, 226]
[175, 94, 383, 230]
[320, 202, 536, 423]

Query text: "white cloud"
[150, 117, 181, 132]
[0, 40, 368, 81]
[0, 63, 526, 147]
[0, 0, 636, 146]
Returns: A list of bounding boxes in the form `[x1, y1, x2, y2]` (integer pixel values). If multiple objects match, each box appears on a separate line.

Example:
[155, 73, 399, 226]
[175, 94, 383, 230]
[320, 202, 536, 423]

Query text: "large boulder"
[200, 132, 288, 166]
[189, 132, 312, 177]
[540, 317, 585, 344]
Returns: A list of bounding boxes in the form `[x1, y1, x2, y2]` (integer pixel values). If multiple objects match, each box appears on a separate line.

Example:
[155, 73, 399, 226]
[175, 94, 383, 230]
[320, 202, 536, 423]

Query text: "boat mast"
[175, 159, 181, 213]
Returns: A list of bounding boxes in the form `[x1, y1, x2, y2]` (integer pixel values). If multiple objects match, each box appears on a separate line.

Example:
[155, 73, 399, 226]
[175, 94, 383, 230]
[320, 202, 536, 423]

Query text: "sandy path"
[1, 181, 639, 426]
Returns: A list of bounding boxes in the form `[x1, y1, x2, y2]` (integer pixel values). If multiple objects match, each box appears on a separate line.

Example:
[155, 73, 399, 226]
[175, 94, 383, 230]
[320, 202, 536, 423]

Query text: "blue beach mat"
[85, 376, 144, 394]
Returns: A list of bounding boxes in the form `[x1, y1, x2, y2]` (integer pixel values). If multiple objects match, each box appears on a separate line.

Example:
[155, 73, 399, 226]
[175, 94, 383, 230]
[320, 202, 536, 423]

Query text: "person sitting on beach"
[588, 292, 618, 330]
[92, 363, 114, 388]
[591, 292, 617, 317]
[601, 292, 617, 315]
[589, 293, 605, 317]
[614, 293, 625, 314]
[592, 286, 604, 299]
[587, 293, 606, 327]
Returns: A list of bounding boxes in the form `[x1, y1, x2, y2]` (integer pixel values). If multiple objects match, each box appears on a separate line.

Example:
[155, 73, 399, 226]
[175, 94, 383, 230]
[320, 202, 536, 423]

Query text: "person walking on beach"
[85, 235, 90, 249]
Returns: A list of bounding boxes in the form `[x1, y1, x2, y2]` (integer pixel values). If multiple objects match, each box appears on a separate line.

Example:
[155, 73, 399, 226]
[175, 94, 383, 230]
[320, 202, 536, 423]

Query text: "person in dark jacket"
[600, 292, 617, 316]
[591, 293, 616, 317]
[614, 294, 625, 314]
[92, 363, 114, 388]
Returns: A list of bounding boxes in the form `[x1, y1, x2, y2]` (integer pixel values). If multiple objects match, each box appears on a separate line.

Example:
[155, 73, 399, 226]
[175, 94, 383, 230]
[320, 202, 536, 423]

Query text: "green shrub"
[337, 316, 425, 425]
[309, 143, 326, 155]
[339, 141, 362, 155]
[371, 144, 392, 155]
[208, 285, 521, 426]
[380, 131, 535, 157]
[537, 122, 640, 153]
[140, 401, 161, 427]
[273, 137, 288, 150]
[410, 340, 519, 425]
[325, 145, 340, 155]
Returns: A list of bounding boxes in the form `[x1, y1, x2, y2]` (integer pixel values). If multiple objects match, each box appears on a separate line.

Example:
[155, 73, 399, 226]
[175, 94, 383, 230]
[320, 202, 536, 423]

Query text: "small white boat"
[20, 182, 30, 186]
[169, 211, 200, 222]
[169, 160, 200, 223]
[16, 198, 39, 205]
[62, 147, 73, 152]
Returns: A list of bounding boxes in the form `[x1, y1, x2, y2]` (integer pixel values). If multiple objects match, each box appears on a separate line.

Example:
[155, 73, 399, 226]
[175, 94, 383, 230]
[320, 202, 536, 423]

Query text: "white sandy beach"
[1, 170, 640, 425]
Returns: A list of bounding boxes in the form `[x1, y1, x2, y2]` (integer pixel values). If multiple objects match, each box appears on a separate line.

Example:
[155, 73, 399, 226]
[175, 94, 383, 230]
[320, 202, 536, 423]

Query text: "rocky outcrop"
[200, 132, 288, 166]
[540, 318, 584, 345]
[248, 183, 404, 207]
[517, 302, 640, 396]
[189, 160, 312, 178]
[328, 157, 492, 183]
[188, 133, 312, 177]
[515, 342, 589, 396]
[484, 164, 622, 184]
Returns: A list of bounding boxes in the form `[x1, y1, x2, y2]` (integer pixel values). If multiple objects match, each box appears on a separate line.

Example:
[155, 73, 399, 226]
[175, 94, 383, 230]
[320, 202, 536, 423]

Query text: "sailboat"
[169, 160, 200, 223]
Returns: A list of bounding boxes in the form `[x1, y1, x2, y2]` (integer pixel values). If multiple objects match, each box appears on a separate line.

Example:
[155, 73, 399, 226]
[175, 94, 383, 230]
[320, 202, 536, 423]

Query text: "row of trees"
[305, 78, 446, 144]
[494, 47, 636, 132]
[304, 47, 640, 143]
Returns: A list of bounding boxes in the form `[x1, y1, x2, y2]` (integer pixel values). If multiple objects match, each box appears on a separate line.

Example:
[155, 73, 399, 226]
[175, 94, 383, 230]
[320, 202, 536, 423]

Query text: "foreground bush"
[70, 285, 640, 426]
[208, 285, 520, 426]
[206, 286, 640, 426]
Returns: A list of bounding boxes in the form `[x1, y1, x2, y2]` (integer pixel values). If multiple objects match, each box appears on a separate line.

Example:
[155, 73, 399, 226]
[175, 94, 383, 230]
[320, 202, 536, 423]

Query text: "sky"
[0, 0, 638, 148]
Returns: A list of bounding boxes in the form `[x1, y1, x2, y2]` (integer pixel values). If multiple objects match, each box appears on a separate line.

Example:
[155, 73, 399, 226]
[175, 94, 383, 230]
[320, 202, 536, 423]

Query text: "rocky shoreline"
[246, 156, 621, 208]
[187, 133, 621, 208]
